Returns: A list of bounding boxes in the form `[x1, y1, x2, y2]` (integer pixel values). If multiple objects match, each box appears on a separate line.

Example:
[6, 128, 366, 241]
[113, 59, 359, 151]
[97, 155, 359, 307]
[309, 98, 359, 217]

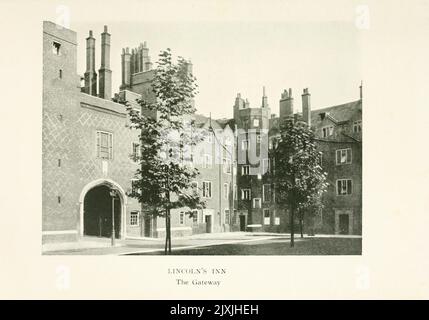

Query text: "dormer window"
[322, 126, 334, 138]
[52, 41, 61, 55]
[353, 120, 362, 133]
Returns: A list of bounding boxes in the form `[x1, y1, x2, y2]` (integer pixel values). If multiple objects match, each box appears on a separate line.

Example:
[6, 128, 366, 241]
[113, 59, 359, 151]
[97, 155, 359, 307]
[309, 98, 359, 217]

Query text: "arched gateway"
[79, 179, 127, 239]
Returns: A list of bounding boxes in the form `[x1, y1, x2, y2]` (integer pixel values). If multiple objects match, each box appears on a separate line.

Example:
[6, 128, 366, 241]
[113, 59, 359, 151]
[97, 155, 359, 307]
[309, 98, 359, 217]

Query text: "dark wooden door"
[239, 215, 246, 231]
[339, 214, 349, 235]
[205, 215, 212, 233]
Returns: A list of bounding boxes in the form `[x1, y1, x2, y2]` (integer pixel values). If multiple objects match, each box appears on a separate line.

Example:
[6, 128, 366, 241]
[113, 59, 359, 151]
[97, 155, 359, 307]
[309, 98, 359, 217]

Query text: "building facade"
[42, 21, 362, 245]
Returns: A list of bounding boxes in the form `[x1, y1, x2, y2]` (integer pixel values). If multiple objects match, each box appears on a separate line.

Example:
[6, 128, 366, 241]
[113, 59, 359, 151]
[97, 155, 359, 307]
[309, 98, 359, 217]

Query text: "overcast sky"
[65, 1, 363, 119]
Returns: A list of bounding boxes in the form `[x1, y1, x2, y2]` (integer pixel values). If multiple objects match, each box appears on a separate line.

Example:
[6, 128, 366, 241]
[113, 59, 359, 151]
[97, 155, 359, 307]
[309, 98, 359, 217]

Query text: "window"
[262, 158, 270, 174]
[336, 148, 352, 165]
[263, 184, 271, 202]
[223, 183, 229, 200]
[253, 198, 262, 209]
[263, 209, 270, 225]
[241, 139, 249, 150]
[353, 120, 362, 133]
[192, 210, 199, 224]
[52, 41, 61, 55]
[179, 213, 185, 225]
[131, 179, 139, 195]
[59, 69, 62, 79]
[202, 181, 212, 198]
[224, 209, 230, 225]
[223, 158, 231, 174]
[322, 126, 334, 138]
[191, 181, 198, 194]
[96, 131, 113, 159]
[253, 119, 260, 127]
[130, 211, 139, 226]
[207, 133, 213, 144]
[242, 165, 250, 175]
[337, 179, 352, 195]
[203, 154, 212, 168]
[132, 142, 140, 159]
[241, 188, 251, 200]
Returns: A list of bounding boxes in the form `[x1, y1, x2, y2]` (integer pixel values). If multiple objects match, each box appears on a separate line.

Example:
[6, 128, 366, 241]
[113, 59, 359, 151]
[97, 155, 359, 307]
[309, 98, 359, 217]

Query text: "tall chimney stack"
[261, 86, 268, 108]
[302, 88, 311, 126]
[99, 25, 112, 99]
[359, 80, 363, 100]
[84, 30, 97, 96]
[279, 88, 294, 119]
[120, 47, 131, 90]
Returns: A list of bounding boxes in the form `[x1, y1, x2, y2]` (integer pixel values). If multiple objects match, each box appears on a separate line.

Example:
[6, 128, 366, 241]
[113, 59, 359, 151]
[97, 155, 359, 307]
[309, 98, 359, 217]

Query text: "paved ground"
[43, 232, 361, 255]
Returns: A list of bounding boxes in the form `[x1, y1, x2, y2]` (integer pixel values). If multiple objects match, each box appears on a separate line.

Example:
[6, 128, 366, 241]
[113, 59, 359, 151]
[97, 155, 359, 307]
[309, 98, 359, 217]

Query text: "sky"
[65, 1, 363, 119]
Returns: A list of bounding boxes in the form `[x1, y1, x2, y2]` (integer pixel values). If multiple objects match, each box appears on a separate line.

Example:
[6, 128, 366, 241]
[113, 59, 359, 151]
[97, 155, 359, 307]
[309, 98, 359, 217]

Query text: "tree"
[126, 49, 205, 254]
[273, 119, 328, 247]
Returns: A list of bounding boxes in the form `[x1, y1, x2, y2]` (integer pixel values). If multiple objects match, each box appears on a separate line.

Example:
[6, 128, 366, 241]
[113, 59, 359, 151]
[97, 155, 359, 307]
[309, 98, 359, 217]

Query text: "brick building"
[42, 21, 361, 245]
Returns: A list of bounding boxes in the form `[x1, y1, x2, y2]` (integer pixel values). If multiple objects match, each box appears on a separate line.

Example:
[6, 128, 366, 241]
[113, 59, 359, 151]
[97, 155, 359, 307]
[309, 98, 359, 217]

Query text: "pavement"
[42, 232, 361, 255]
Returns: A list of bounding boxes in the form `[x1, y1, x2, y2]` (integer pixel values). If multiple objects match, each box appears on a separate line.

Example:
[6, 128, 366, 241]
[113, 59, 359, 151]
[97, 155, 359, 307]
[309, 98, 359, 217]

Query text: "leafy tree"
[273, 119, 328, 247]
[126, 49, 205, 254]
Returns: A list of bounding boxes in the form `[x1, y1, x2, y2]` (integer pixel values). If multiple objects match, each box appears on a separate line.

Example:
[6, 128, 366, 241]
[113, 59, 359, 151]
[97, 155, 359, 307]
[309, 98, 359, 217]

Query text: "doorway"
[339, 214, 349, 235]
[205, 215, 212, 233]
[83, 185, 121, 238]
[239, 215, 246, 231]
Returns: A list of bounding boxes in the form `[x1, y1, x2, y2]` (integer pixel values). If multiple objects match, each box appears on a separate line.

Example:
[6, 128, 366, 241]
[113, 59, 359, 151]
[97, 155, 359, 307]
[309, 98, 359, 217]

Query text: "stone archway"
[79, 179, 127, 239]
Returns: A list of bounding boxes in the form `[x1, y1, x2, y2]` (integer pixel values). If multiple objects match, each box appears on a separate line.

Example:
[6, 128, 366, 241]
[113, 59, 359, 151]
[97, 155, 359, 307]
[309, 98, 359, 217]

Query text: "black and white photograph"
[41, 7, 362, 256]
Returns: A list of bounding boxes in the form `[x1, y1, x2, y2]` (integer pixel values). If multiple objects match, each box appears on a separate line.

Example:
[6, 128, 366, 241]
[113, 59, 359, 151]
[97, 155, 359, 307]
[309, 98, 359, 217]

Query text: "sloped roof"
[311, 99, 362, 125]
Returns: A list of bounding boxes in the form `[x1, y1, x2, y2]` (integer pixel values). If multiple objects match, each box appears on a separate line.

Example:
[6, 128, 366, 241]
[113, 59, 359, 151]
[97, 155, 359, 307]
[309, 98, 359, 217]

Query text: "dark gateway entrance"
[84, 185, 121, 238]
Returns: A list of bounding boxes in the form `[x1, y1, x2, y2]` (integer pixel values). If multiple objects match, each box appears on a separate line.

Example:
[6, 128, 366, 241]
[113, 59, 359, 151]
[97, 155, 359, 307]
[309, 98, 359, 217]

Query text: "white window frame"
[262, 158, 270, 174]
[132, 142, 140, 159]
[253, 198, 262, 209]
[203, 154, 212, 169]
[202, 181, 212, 198]
[131, 179, 139, 195]
[190, 181, 199, 194]
[263, 184, 271, 202]
[253, 118, 260, 127]
[207, 132, 213, 144]
[241, 188, 251, 200]
[192, 210, 199, 224]
[336, 179, 353, 196]
[322, 126, 334, 138]
[336, 148, 352, 165]
[263, 209, 270, 225]
[96, 130, 113, 160]
[241, 139, 249, 150]
[223, 158, 232, 174]
[130, 211, 139, 226]
[242, 165, 250, 175]
[353, 120, 362, 133]
[223, 183, 229, 200]
[224, 209, 231, 225]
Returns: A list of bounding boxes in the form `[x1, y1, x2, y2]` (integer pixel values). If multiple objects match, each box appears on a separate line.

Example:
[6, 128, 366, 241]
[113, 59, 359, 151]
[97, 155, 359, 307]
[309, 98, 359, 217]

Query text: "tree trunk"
[164, 209, 168, 255]
[290, 206, 295, 248]
[168, 211, 172, 254]
[300, 216, 304, 238]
